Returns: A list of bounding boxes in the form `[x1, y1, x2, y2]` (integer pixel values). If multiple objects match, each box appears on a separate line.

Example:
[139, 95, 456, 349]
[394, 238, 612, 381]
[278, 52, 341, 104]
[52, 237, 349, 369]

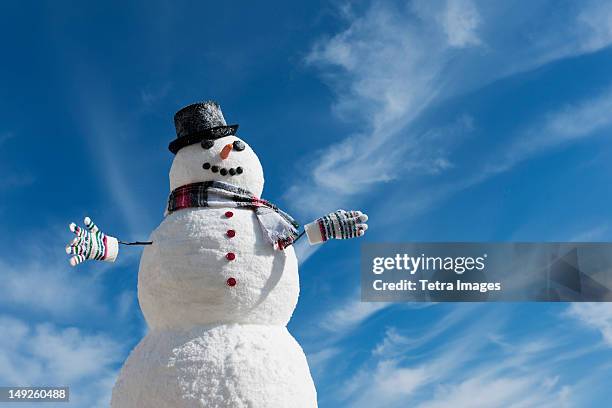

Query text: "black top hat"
[169, 101, 239, 154]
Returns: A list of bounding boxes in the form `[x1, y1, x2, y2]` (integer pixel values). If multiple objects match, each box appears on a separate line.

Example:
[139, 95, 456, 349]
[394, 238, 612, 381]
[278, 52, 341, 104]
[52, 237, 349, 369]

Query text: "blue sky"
[1, 0, 612, 406]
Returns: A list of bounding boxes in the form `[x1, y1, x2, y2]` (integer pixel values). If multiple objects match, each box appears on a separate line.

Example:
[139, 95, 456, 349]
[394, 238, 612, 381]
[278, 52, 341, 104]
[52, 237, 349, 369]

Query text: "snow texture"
[111, 137, 317, 407]
[138, 207, 300, 329]
[111, 324, 316, 407]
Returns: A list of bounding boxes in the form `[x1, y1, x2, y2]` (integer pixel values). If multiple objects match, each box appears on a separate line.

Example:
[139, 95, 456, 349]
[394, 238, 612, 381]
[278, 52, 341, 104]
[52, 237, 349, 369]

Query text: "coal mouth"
[202, 162, 244, 176]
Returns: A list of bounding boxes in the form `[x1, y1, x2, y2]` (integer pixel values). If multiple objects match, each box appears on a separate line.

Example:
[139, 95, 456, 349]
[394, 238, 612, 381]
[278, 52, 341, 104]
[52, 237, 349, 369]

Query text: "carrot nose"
[220, 143, 233, 160]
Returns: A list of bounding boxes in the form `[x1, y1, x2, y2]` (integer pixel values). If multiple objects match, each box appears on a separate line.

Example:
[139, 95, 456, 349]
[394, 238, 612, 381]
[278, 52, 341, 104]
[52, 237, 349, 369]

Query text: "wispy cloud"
[0, 315, 123, 408]
[566, 303, 612, 346]
[372, 305, 476, 357]
[295, 7, 612, 404]
[0, 228, 134, 407]
[417, 375, 571, 408]
[333, 305, 603, 407]
[0, 229, 106, 320]
[289, 0, 612, 221]
[0, 225, 136, 323]
[306, 346, 342, 378]
[305, 301, 447, 382]
[314, 86, 612, 362]
[484, 87, 612, 177]
[569, 224, 609, 242]
[0, 257, 106, 319]
[320, 298, 390, 334]
[372, 327, 413, 356]
[71, 85, 153, 240]
[374, 85, 612, 231]
[303, 298, 393, 378]
[439, 0, 482, 48]
[337, 309, 493, 406]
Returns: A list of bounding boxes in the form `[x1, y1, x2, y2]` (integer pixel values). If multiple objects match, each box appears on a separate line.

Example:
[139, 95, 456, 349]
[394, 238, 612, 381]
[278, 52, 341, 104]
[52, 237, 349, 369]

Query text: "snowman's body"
[138, 208, 300, 329]
[111, 136, 317, 407]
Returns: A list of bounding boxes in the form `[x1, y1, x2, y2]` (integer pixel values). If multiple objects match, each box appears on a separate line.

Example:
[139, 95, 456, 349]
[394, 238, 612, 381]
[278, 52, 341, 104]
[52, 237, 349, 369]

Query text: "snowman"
[66, 101, 368, 408]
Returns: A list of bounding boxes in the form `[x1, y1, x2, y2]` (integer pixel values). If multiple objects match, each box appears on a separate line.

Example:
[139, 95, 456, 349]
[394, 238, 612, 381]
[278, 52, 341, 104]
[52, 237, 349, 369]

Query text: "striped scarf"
[167, 181, 299, 250]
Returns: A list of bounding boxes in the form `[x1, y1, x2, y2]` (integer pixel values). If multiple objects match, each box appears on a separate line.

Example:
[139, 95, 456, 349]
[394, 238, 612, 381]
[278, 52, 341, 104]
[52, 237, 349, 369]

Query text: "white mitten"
[305, 210, 369, 245]
[65, 217, 119, 266]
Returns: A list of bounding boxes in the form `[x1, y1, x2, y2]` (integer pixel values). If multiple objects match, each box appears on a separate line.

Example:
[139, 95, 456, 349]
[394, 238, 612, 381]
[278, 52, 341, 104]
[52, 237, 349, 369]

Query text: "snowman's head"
[169, 135, 264, 196]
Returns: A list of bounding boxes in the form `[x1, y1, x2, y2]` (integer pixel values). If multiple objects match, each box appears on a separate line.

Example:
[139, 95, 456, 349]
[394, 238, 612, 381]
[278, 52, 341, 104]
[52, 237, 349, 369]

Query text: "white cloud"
[295, 7, 612, 404]
[0, 236, 137, 407]
[567, 303, 612, 346]
[515, 88, 612, 154]
[0, 222, 134, 321]
[69, 72, 154, 240]
[0, 258, 106, 319]
[418, 375, 571, 408]
[289, 1, 612, 272]
[371, 306, 476, 356]
[576, 1, 612, 52]
[295, 3, 448, 217]
[372, 327, 411, 356]
[482, 87, 612, 178]
[0, 315, 123, 408]
[569, 224, 609, 242]
[27, 323, 120, 383]
[338, 312, 481, 406]
[116, 290, 137, 320]
[306, 346, 341, 377]
[319, 298, 390, 334]
[291, 0, 612, 221]
[344, 359, 429, 407]
[306, 303, 479, 389]
[0, 224, 140, 326]
[441, 0, 482, 48]
[370, 85, 612, 232]
[334, 307, 584, 408]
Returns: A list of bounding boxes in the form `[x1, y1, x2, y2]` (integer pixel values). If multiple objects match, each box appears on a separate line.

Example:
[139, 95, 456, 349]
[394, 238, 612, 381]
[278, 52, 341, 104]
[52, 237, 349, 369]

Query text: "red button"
[225, 211, 233, 218]
[227, 229, 236, 238]
[226, 277, 237, 287]
[226, 252, 236, 261]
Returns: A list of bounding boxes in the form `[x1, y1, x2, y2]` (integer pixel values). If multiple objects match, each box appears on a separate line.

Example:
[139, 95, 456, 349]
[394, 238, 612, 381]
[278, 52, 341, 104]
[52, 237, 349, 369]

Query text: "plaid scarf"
[167, 181, 299, 250]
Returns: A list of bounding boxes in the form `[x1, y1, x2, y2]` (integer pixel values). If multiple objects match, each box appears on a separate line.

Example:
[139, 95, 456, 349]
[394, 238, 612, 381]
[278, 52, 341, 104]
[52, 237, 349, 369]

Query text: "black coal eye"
[233, 140, 245, 151]
[201, 139, 214, 149]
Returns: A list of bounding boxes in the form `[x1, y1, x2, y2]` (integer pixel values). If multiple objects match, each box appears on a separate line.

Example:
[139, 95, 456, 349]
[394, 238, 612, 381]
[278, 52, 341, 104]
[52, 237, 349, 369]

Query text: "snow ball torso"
[138, 207, 299, 329]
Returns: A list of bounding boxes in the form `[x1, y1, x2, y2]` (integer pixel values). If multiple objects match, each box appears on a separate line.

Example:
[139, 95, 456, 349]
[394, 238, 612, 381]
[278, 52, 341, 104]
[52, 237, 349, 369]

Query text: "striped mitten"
[65, 217, 119, 266]
[305, 210, 369, 245]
